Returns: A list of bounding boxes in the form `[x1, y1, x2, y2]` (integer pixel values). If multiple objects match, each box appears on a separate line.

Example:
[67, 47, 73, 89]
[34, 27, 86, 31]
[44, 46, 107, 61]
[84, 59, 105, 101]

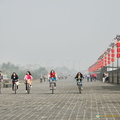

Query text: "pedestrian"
[86, 74, 90, 82]
[90, 74, 93, 82]
[0, 71, 3, 82]
[105, 73, 109, 82]
[93, 73, 97, 82]
[0, 71, 3, 93]
[102, 72, 106, 83]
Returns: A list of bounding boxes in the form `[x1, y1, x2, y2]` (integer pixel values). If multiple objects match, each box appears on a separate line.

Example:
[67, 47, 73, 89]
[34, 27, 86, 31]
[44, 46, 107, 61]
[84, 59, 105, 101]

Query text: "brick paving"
[0, 78, 120, 120]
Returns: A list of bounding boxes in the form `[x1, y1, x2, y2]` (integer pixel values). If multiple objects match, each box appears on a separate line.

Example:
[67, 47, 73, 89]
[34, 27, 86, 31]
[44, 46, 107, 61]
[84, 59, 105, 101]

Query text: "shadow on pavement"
[100, 86, 120, 91]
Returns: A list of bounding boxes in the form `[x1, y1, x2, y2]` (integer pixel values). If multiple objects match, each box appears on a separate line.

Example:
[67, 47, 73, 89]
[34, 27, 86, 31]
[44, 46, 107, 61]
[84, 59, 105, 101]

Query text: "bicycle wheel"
[14, 84, 17, 94]
[78, 84, 81, 94]
[27, 83, 30, 94]
[40, 79, 42, 83]
[51, 83, 54, 94]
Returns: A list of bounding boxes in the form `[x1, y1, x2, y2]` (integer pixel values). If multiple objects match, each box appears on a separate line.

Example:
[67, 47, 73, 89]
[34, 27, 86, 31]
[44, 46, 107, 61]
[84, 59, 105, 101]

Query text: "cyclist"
[43, 75, 46, 82]
[24, 71, 33, 92]
[75, 72, 84, 89]
[48, 70, 57, 89]
[40, 74, 43, 83]
[11, 72, 19, 91]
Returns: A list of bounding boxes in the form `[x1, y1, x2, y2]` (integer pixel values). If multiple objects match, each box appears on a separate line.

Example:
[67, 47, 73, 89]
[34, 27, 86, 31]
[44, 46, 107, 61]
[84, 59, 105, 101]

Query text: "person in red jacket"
[48, 70, 57, 89]
[93, 73, 97, 82]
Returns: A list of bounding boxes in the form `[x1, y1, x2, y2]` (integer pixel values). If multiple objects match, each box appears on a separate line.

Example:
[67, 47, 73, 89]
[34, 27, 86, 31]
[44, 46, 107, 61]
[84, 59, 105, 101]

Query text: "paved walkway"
[0, 78, 120, 120]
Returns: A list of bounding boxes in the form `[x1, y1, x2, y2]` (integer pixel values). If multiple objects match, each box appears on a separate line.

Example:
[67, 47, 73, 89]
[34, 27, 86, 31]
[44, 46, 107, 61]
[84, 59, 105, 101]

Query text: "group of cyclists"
[0, 70, 84, 92]
[11, 71, 33, 92]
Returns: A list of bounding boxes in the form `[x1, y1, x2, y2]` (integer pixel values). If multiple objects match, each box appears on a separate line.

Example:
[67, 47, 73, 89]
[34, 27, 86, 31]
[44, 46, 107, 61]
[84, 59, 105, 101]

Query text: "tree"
[0, 62, 19, 78]
[32, 67, 48, 79]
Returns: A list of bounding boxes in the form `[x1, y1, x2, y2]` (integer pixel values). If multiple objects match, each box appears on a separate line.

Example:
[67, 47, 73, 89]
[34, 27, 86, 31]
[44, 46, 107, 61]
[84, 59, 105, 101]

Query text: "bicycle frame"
[40, 78, 42, 83]
[77, 81, 82, 94]
[26, 83, 30, 94]
[13, 82, 17, 94]
[50, 79, 55, 94]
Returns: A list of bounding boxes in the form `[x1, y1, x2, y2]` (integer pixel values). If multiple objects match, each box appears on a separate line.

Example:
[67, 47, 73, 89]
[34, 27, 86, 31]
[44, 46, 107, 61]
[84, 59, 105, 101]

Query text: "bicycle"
[49, 79, 56, 94]
[40, 78, 42, 83]
[13, 81, 19, 94]
[44, 78, 46, 82]
[77, 81, 82, 94]
[26, 82, 31, 94]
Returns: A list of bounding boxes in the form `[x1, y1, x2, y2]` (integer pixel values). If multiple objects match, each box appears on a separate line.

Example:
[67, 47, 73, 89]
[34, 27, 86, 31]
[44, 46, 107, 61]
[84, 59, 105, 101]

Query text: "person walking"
[93, 73, 97, 82]
[90, 74, 93, 82]
[105, 73, 109, 82]
[102, 72, 106, 83]
[86, 74, 90, 82]
[0, 71, 3, 82]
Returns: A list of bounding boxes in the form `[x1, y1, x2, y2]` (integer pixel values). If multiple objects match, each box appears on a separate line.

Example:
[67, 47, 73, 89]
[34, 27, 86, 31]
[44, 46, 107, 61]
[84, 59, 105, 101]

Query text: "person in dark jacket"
[11, 72, 19, 90]
[75, 72, 84, 89]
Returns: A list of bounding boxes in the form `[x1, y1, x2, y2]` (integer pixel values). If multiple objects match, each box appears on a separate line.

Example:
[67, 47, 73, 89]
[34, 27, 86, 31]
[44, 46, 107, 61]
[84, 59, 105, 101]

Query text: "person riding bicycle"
[75, 72, 84, 89]
[43, 75, 46, 82]
[11, 72, 19, 91]
[48, 70, 57, 89]
[40, 74, 43, 83]
[24, 71, 33, 92]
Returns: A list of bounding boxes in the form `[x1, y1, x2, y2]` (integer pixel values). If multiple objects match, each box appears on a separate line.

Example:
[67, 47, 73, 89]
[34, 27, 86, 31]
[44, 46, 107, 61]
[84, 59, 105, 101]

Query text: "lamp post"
[116, 35, 120, 84]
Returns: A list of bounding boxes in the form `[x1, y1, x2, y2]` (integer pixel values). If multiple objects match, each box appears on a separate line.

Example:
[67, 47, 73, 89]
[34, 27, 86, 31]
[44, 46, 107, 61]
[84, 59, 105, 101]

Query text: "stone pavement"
[0, 78, 120, 120]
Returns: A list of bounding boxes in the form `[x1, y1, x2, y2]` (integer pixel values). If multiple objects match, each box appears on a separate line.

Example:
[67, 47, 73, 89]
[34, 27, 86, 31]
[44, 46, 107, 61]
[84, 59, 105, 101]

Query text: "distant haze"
[0, 0, 120, 71]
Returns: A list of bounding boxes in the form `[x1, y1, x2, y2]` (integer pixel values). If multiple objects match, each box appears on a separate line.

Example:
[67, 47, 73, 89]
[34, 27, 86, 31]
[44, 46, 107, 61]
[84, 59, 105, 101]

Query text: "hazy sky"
[0, 0, 120, 71]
